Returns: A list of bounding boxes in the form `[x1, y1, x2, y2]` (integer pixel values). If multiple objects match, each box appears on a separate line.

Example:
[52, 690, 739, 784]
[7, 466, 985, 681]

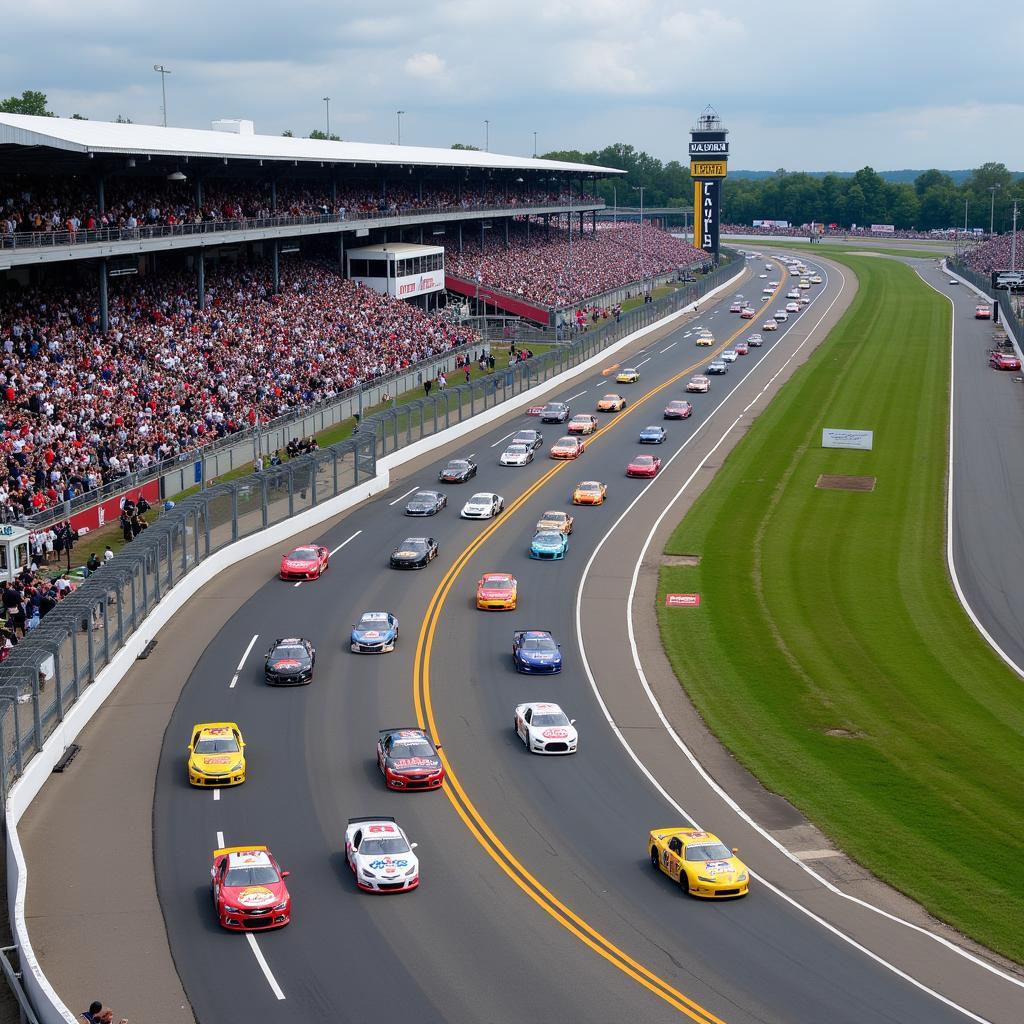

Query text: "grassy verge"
[656, 254, 1024, 963]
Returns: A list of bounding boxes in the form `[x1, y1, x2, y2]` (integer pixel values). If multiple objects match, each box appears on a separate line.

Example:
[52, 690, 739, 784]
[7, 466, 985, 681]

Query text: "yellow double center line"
[411, 271, 787, 1020]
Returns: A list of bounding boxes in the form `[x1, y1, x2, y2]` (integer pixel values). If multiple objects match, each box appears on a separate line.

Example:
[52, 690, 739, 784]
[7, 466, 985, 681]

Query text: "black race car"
[264, 637, 316, 685]
[512, 429, 544, 450]
[438, 458, 477, 484]
[540, 402, 570, 424]
[376, 728, 445, 790]
[404, 490, 448, 516]
[390, 537, 439, 569]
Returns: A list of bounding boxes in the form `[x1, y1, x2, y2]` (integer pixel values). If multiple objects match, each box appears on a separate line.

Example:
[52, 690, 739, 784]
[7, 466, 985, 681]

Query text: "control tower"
[689, 107, 729, 261]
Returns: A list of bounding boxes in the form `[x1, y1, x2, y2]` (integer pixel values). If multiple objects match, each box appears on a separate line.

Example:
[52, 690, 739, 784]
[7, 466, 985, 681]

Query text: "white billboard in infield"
[346, 242, 444, 299]
[822, 428, 873, 450]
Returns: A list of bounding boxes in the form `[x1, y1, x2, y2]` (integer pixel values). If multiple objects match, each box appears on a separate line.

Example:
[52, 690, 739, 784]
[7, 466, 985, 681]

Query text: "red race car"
[734, 341, 750, 355]
[663, 400, 693, 419]
[975, 305, 992, 319]
[626, 454, 662, 478]
[550, 436, 586, 459]
[279, 543, 329, 580]
[211, 845, 291, 931]
[990, 351, 1021, 370]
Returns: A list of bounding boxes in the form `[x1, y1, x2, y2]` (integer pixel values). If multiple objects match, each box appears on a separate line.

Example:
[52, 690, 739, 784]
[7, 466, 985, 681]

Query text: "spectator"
[86, 552, 101, 574]
[104, 544, 114, 562]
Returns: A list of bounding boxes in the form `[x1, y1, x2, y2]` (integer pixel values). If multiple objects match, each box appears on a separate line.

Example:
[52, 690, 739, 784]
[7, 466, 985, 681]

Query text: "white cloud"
[404, 52, 447, 79]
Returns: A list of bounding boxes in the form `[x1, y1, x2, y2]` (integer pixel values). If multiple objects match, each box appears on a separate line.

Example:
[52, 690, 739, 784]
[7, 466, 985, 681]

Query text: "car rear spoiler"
[347, 816, 397, 825]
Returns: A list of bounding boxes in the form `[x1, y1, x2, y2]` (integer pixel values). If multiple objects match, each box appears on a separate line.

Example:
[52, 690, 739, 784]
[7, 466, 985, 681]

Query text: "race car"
[720, 349, 738, 362]
[264, 637, 315, 685]
[438, 458, 477, 483]
[512, 428, 544, 450]
[762, 286, 774, 296]
[785, 302, 800, 313]
[279, 543, 328, 581]
[990, 351, 1022, 370]
[187, 722, 246, 787]
[773, 310, 789, 322]
[747, 333, 764, 347]
[648, 826, 750, 898]
[787, 289, 801, 300]
[706, 360, 728, 375]
[728, 302, 742, 313]
[530, 530, 570, 560]
[734, 341, 750, 356]
[344, 817, 419, 893]
[975, 305, 992, 319]
[499, 443, 534, 466]
[740, 307, 756, 318]
[573, 480, 607, 505]
[616, 367, 640, 383]
[810, 274, 822, 284]
[550, 436, 585, 459]
[513, 630, 563, 673]
[686, 375, 711, 393]
[639, 425, 667, 443]
[539, 402, 570, 423]
[596, 393, 627, 412]
[567, 413, 599, 435]
[695, 332, 715, 347]
[211, 845, 291, 930]
[758, 273, 768, 279]
[476, 572, 518, 610]
[460, 492, 505, 519]
[627, 454, 661, 478]
[389, 537, 439, 569]
[762, 321, 778, 331]
[799, 279, 811, 289]
[514, 702, 578, 755]
[404, 490, 447, 516]
[350, 611, 399, 653]
[536, 510, 574, 535]
[663, 400, 693, 420]
[376, 728, 444, 790]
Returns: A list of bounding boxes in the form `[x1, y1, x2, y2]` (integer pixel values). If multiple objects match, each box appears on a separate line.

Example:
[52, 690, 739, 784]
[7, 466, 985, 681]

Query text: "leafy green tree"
[0, 89, 54, 116]
[71, 113, 88, 120]
[309, 129, 341, 141]
[281, 129, 294, 137]
[451, 142, 481, 150]
[115, 114, 132, 124]
[914, 169, 951, 197]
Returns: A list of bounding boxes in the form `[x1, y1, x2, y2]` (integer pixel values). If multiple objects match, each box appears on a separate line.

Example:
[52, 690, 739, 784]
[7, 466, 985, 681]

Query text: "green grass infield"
[656, 254, 1024, 963]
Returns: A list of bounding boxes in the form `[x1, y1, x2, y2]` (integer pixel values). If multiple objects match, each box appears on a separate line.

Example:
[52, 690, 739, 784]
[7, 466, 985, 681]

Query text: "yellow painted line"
[410, 266, 788, 1019]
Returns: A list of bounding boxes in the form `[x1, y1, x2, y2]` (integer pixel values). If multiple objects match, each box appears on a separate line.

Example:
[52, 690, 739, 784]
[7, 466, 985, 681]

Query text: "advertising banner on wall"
[870, 224, 895, 234]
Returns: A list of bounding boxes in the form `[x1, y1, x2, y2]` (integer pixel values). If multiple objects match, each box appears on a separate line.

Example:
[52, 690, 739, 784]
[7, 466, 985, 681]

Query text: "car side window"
[353, 830, 362, 849]
[668, 837, 682, 854]
[524, 708, 532, 724]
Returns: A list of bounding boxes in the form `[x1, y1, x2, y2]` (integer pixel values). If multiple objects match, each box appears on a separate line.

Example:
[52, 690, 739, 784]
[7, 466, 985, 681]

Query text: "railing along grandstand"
[949, 258, 1024, 353]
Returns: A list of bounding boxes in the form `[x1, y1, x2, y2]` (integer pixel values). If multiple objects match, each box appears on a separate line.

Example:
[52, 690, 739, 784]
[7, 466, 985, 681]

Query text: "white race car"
[514, 701, 578, 755]
[344, 817, 419, 893]
[460, 492, 505, 519]
[500, 443, 534, 466]
[720, 349, 739, 363]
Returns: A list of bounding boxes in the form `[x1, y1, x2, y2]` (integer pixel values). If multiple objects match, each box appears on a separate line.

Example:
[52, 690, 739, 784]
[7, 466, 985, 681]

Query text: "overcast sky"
[8, 0, 1023, 171]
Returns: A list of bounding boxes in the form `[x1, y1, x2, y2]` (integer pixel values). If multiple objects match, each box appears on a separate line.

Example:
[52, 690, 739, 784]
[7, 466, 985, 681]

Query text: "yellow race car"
[188, 722, 246, 787]
[596, 393, 627, 412]
[573, 480, 607, 505]
[616, 367, 640, 384]
[648, 826, 749, 898]
[695, 332, 715, 347]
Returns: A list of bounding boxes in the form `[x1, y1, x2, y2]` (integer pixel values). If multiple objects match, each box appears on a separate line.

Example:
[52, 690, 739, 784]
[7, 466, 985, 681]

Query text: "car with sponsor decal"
[188, 722, 246, 787]
[720, 349, 738, 363]
[536, 510, 574, 535]
[513, 428, 544, 450]
[799, 279, 811, 289]
[573, 480, 607, 505]
[627, 454, 661, 478]
[695, 331, 715, 347]
[734, 341, 749, 356]
[787, 289, 801, 299]
[438, 458, 477, 483]
[389, 537, 439, 569]
[376, 728, 444, 790]
[762, 321, 778, 331]
[648, 826, 749, 898]
[476, 572, 518, 610]
[350, 611, 399, 653]
[550, 436, 586, 459]
[596, 393, 627, 412]
[740, 306, 756, 318]
[706, 360, 728, 375]
[616, 367, 641, 383]
[975, 304, 992, 319]
[728, 302, 742, 313]
[279, 543, 329, 581]
[499, 443, 535, 466]
[567, 413, 599, 435]
[773, 310, 789, 322]
[761, 286, 773, 296]
[639, 425, 667, 443]
[540, 402, 571, 423]
[747, 333, 764, 347]
[344, 817, 419, 892]
[686, 375, 711, 393]
[990, 351, 1021, 370]
[211, 845, 291, 929]
[514, 702, 578, 754]
[810, 274, 822, 284]
[769, 280, 779, 288]
[529, 530, 570, 560]
[460, 492, 505, 519]
[264, 638, 316, 685]
[404, 490, 447, 516]
[785, 302, 800, 313]
[512, 630, 563, 673]
[663, 400, 693, 420]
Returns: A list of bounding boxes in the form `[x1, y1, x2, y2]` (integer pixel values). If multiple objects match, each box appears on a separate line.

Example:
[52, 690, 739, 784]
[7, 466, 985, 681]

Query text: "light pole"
[633, 186, 646, 291]
[323, 96, 331, 139]
[532, 131, 537, 158]
[484, 119, 490, 152]
[153, 65, 171, 127]
[396, 110, 405, 146]
[988, 184, 1001, 236]
[1012, 199, 1019, 272]
[612, 184, 617, 226]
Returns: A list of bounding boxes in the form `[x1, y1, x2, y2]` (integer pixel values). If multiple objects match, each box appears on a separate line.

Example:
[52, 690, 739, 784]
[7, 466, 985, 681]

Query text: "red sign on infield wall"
[526, 406, 544, 416]
[665, 593, 701, 608]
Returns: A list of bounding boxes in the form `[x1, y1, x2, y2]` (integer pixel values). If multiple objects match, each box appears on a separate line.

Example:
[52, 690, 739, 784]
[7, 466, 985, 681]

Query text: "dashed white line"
[635, 357, 651, 368]
[216, 831, 225, 848]
[237, 634, 259, 673]
[329, 530, 362, 557]
[213, 789, 220, 802]
[565, 390, 588, 401]
[490, 430, 516, 448]
[388, 486, 420, 506]
[229, 674, 239, 689]
[660, 342, 678, 354]
[683, 331, 693, 338]
[246, 933, 286, 1001]
[293, 581, 302, 588]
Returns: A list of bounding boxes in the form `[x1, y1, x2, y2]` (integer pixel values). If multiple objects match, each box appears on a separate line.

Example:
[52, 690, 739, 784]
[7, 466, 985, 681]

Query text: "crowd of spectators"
[0, 176, 598, 242]
[961, 233, 1021, 274]
[444, 222, 707, 307]
[1, 258, 476, 522]
[721, 222, 972, 241]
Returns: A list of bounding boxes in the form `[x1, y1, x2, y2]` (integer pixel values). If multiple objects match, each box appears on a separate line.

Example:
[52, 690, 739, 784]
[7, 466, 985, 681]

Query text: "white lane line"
[329, 530, 362, 557]
[216, 831, 225, 848]
[659, 342, 677, 354]
[229, 674, 239, 689]
[467, 452, 476, 459]
[389, 485, 420, 506]
[683, 331, 693, 338]
[635, 357, 651, 368]
[237, 634, 259, 673]
[293, 581, 302, 588]
[246, 933, 286, 1001]
[565, 390, 588, 401]
[490, 431, 516, 448]
[575, 262, 1021, 1015]
[213, 789, 220, 802]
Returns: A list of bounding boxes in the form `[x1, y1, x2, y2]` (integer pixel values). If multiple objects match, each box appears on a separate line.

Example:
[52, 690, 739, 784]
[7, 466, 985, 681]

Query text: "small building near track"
[346, 243, 445, 306]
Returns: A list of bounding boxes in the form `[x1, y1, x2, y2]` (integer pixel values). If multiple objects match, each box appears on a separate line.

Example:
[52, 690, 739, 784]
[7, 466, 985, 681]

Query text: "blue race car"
[639, 425, 667, 444]
[350, 611, 400, 653]
[512, 630, 563, 673]
[530, 530, 569, 560]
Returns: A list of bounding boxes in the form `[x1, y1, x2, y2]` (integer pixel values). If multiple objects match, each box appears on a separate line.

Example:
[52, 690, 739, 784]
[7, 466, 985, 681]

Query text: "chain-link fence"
[949, 260, 1024, 351]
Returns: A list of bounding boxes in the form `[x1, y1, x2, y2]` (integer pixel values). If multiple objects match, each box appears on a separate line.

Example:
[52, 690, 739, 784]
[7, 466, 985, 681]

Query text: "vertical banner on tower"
[693, 180, 703, 250]
[700, 180, 720, 256]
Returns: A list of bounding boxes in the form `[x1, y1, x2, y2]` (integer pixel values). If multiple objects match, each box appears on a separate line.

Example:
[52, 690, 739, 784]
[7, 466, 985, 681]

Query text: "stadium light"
[532, 131, 537, 158]
[988, 184, 1002, 236]
[397, 110, 405, 146]
[323, 97, 331, 140]
[484, 119, 489, 152]
[153, 65, 171, 127]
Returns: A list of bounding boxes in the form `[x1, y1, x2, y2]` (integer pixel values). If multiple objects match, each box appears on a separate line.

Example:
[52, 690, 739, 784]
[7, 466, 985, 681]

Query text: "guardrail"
[948, 260, 1024, 352]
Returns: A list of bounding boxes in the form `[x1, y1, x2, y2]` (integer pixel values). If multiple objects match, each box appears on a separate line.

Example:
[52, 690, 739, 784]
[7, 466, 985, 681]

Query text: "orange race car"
[572, 480, 607, 505]
[476, 572, 518, 610]
[549, 436, 586, 459]
[596, 393, 627, 412]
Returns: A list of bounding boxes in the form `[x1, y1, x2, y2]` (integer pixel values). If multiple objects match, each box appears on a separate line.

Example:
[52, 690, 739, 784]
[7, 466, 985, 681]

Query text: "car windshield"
[633, 457, 654, 465]
[399, 540, 427, 551]
[531, 711, 570, 727]
[389, 739, 436, 758]
[514, 432, 538, 443]
[579, 483, 600, 492]
[287, 548, 316, 561]
[602, 395, 619, 401]
[468, 494, 492, 504]
[540, 511, 566, 522]
[224, 865, 279, 886]
[359, 837, 411, 855]
[543, 404, 565, 413]
[521, 637, 557, 651]
[194, 736, 239, 754]
[685, 842, 733, 862]
[555, 438, 575, 447]
[446, 461, 469, 471]
[505, 445, 528, 454]
[534, 532, 561, 544]
[358, 614, 390, 628]
[481, 578, 511, 591]
[272, 645, 308, 661]
[410, 492, 437, 503]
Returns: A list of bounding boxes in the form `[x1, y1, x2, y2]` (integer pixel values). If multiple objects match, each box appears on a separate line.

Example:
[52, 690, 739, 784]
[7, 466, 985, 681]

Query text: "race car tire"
[650, 847, 659, 870]
[679, 869, 690, 893]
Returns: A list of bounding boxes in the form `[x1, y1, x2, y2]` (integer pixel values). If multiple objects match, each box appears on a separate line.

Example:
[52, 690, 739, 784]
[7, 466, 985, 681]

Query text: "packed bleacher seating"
[0, 259, 476, 522]
[443, 222, 707, 307]
[721, 222, 967, 240]
[961, 234, 1021, 274]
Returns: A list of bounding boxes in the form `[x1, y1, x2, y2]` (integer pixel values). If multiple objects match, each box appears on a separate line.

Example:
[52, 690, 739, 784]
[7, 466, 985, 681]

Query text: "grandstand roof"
[0, 113, 622, 176]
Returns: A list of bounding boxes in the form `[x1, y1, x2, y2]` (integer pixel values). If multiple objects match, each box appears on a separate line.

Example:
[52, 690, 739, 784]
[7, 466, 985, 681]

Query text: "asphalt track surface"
[150, 258, 1023, 1024]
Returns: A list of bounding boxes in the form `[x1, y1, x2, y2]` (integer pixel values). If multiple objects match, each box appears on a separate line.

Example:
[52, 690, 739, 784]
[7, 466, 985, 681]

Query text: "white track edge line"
[329, 529, 363, 557]
[245, 934, 286, 1001]
[389, 486, 420, 505]
[236, 634, 259, 673]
